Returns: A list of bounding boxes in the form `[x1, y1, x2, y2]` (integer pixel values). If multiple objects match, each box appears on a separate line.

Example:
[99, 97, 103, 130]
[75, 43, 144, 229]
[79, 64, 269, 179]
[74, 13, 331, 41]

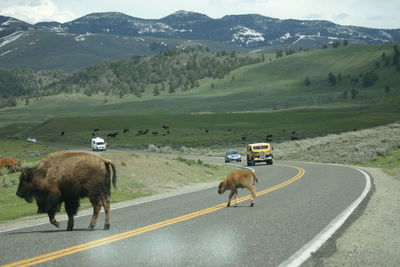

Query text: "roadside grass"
[272, 121, 400, 165]
[0, 152, 232, 222]
[0, 140, 58, 164]
[359, 149, 400, 180]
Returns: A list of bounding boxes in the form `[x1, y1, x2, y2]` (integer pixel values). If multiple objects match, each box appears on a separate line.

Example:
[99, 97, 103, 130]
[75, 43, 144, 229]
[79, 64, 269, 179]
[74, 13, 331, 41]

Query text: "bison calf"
[0, 157, 21, 173]
[218, 170, 258, 207]
[16, 152, 116, 231]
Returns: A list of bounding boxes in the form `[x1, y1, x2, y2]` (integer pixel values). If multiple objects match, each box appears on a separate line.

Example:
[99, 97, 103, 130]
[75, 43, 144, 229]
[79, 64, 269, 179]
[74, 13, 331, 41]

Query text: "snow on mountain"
[0, 31, 27, 47]
[231, 26, 265, 46]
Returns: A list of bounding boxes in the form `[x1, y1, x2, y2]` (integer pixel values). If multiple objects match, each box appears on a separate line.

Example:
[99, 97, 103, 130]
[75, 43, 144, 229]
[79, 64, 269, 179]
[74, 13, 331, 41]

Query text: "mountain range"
[1, 10, 400, 70]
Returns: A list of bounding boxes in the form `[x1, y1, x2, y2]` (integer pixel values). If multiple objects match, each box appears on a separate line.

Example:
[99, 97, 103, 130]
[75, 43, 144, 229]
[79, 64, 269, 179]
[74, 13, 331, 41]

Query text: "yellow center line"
[2, 163, 305, 267]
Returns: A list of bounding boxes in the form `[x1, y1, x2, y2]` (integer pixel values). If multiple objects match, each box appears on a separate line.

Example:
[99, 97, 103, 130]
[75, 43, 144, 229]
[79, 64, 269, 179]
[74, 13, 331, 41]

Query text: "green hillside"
[1, 42, 399, 148]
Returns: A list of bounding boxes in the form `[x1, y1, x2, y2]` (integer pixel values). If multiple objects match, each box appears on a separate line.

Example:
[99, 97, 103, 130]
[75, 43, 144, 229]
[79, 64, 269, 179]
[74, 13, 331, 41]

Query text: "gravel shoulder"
[319, 167, 400, 266]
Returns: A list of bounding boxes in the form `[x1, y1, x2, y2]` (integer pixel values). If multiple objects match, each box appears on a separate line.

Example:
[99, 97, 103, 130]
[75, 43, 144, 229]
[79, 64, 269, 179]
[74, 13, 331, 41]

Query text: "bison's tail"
[252, 172, 258, 184]
[105, 161, 117, 189]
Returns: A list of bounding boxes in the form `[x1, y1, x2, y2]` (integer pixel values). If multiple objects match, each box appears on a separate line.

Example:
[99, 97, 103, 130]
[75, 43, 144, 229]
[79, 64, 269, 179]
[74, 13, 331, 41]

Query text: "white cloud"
[0, 0, 75, 24]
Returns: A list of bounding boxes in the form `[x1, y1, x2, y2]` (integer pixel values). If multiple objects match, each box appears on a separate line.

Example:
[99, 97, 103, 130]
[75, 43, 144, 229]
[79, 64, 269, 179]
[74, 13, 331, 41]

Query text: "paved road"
[0, 160, 367, 266]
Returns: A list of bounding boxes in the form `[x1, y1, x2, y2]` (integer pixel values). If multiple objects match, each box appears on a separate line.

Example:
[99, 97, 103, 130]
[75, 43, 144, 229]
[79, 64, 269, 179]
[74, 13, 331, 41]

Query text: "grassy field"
[1, 102, 399, 149]
[1, 42, 399, 148]
[0, 141, 233, 221]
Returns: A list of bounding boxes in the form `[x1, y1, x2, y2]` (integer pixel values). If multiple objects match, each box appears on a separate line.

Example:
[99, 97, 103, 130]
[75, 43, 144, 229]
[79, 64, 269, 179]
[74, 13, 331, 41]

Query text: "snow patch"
[0, 50, 11, 56]
[74, 33, 92, 42]
[231, 26, 265, 46]
[0, 31, 26, 48]
[1, 18, 19, 26]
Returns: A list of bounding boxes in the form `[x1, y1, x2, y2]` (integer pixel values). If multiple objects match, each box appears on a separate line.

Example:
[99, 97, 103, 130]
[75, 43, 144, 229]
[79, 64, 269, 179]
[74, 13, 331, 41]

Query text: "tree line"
[0, 47, 263, 108]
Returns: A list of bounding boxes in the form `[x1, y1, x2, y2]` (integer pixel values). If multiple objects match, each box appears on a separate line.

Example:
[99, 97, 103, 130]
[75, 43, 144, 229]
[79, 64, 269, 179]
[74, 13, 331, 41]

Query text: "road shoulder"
[317, 167, 400, 266]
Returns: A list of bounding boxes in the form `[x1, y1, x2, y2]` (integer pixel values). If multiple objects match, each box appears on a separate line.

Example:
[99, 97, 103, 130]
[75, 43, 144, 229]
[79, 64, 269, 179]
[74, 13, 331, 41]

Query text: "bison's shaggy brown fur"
[16, 152, 116, 231]
[218, 170, 258, 207]
[0, 157, 21, 173]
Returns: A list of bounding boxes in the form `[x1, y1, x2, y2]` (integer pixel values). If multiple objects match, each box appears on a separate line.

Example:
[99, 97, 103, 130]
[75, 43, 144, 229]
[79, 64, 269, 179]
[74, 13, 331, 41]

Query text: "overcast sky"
[0, 0, 399, 29]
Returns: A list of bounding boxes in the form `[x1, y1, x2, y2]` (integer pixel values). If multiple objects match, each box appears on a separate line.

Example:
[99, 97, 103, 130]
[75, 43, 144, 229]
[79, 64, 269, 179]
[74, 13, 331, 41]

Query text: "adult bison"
[16, 152, 117, 231]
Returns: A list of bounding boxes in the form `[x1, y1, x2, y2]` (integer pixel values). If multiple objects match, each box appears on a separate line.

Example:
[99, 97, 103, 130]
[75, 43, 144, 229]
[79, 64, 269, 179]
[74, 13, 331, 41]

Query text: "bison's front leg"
[65, 200, 80, 231]
[47, 211, 60, 228]
[46, 193, 62, 228]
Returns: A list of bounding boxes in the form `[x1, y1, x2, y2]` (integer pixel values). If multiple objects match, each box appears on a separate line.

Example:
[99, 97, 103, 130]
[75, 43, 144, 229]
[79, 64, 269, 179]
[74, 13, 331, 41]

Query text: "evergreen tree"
[304, 76, 311, 86]
[152, 85, 160, 96]
[332, 41, 340, 48]
[276, 49, 283, 58]
[351, 89, 358, 99]
[328, 72, 337, 85]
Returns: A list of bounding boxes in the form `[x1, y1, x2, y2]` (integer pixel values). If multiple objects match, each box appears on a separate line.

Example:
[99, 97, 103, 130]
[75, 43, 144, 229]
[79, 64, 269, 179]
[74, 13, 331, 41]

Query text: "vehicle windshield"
[227, 151, 239, 155]
[252, 145, 269, 150]
[96, 142, 105, 145]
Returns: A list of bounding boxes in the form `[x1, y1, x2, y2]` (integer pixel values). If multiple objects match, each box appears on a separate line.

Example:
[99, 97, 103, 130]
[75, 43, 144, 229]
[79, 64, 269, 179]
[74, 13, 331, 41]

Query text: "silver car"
[225, 150, 242, 163]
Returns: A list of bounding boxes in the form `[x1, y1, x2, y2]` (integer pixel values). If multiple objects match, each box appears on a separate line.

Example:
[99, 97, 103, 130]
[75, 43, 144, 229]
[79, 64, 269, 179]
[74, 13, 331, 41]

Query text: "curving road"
[0, 160, 369, 266]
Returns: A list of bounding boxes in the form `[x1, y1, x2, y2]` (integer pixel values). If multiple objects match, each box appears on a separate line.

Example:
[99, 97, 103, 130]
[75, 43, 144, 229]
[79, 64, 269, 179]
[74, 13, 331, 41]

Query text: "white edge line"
[278, 165, 372, 267]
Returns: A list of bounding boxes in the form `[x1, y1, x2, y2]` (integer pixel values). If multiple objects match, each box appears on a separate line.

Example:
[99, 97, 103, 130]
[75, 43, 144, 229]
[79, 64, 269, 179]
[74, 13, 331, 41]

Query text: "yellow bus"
[246, 143, 273, 166]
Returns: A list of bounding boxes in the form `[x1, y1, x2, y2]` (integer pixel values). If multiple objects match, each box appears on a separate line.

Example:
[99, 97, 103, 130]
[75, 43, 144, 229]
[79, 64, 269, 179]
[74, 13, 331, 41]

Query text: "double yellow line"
[2, 163, 305, 267]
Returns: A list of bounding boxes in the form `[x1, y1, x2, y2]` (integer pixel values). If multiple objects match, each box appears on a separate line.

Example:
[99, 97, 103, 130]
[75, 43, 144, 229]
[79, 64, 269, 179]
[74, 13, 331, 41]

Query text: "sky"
[0, 0, 399, 29]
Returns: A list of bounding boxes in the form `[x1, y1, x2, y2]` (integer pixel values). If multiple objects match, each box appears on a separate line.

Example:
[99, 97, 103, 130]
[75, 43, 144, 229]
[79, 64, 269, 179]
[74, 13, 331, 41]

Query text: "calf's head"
[16, 167, 35, 203]
[218, 181, 227, 194]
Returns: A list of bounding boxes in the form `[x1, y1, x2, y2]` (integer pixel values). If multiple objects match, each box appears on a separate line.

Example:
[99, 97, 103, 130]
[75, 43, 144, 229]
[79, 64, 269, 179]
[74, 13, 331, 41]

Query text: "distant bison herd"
[2, 148, 261, 232]
[56, 124, 302, 143]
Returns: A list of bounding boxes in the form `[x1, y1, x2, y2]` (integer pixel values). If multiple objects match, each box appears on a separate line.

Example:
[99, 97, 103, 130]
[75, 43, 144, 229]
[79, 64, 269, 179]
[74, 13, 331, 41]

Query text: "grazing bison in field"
[123, 128, 129, 134]
[162, 125, 170, 130]
[93, 128, 100, 132]
[152, 131, 158, 135]
[16, 152, 117, 231]
[218, 170, 258, 207]
[61, 131, 65, 136]
[137, 129, 149, 135]
[0, 157, 21, 173]
[107, 132, 118, 138]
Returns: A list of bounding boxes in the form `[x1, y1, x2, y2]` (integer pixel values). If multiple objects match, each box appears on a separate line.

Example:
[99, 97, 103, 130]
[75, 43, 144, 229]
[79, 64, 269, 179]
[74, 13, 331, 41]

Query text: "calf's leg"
[233, 189, 239, 207]
[247, 185, 257, 207]
[227, 190, 235, 207]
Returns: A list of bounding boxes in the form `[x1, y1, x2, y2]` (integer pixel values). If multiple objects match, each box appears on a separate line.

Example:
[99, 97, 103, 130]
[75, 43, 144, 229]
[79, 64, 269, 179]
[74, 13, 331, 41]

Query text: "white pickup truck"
[91, 137, 107, 151]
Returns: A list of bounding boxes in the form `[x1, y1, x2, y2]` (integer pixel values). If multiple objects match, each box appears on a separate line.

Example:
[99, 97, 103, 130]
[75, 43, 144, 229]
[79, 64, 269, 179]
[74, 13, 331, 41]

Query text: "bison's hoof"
[88, 225, 95, 231]
[227, 203, 230, 207]
[104, 224, 110, 230]
[250, 203, 254, 207]
[66, 226, 73, 231]
[51, 221, 60, 228]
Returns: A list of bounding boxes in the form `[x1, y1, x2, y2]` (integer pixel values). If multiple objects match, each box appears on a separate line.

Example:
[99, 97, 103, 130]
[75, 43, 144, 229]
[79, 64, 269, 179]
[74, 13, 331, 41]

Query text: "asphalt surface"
[0, 161, 367, 266]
